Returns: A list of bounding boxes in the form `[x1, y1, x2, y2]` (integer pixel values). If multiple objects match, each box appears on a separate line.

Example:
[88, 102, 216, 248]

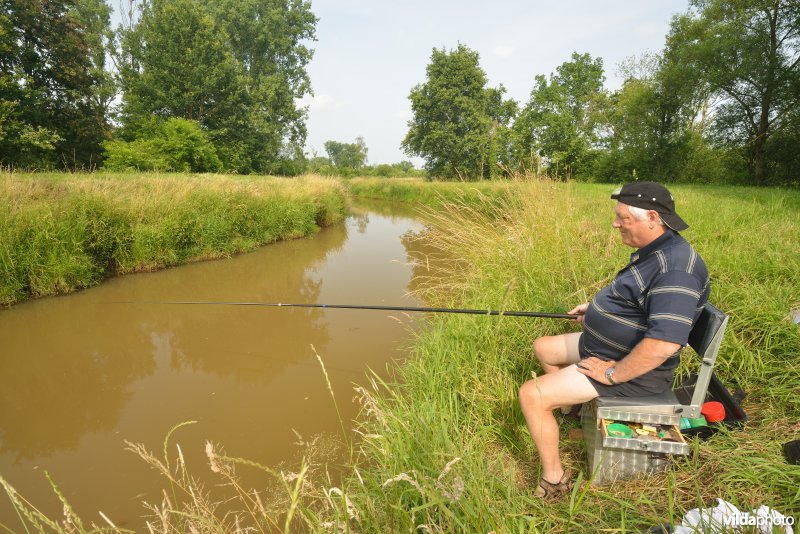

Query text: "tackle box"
[582, 303, 735, 484]
[582, 371, 748, 483]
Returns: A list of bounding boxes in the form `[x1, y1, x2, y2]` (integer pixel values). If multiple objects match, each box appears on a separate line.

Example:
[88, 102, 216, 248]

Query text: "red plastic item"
[702, 401, 726, 423]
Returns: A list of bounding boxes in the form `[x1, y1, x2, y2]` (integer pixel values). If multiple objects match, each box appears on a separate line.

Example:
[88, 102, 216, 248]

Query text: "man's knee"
[534, 333, 580, 367]
[532, 336, 550, 361]
[519, 379, 545, 411]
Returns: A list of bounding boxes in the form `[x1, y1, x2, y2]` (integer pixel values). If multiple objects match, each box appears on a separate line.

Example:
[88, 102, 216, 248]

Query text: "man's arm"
[576, 337, 681, 385]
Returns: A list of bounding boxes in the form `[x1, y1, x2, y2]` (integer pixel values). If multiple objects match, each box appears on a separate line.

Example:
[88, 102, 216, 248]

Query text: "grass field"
[0, 171, 347, 306]
[2, 175, 798, 532]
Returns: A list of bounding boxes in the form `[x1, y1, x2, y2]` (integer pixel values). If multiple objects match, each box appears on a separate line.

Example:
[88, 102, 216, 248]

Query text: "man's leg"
[533, 331, 582, 374]
[519, 364, 598, 486]
[533, 331, 582, 413]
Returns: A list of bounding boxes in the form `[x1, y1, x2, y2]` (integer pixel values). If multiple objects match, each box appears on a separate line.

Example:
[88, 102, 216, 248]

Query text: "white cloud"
[493, 45, 515, 58]
[296, 93, 343, 112]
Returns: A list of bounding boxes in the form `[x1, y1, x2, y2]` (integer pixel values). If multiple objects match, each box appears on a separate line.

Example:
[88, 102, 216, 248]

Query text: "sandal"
[534, 470, 574, 499]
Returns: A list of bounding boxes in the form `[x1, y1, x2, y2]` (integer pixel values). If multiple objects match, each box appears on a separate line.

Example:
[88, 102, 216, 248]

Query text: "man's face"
[612, 202, 659, 248]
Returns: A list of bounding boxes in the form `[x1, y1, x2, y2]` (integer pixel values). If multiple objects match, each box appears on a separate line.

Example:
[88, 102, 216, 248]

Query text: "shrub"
[155, 118, 222, 172]
[102, 139, 169, 172]
[103, 118, 222, 173]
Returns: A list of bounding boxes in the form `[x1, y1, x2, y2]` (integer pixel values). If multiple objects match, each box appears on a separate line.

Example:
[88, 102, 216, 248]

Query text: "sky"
[299, 0, 691, 165]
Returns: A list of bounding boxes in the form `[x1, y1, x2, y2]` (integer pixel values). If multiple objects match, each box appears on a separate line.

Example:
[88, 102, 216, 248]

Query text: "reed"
[0, 172, 347, 306]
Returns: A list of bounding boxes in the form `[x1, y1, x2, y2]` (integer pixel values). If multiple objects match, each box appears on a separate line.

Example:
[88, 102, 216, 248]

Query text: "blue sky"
[299, 0, 690, 164]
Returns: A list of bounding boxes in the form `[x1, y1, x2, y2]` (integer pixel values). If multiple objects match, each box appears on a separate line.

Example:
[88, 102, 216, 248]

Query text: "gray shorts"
[583, 358, 675, 397]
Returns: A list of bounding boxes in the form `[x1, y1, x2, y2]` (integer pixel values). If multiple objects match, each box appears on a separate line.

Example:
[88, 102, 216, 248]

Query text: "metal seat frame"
[581, 303, 729, 483]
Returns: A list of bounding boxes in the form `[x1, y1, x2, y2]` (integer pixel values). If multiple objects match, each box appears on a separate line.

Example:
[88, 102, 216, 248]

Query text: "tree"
[595, 50, 721, 183]
[511, 52, 608, 180]
[118, 0, 251, 170]
[485, 86, 519, 178]
[402, 44, 515, 180]
[668, 0, 800, 185]
[0, 0, 107, 168]
[71, 0, 115, 124]
[324, 136, 368, 172]
[117, 0, 316, 173]
[209, 0, 317, 173]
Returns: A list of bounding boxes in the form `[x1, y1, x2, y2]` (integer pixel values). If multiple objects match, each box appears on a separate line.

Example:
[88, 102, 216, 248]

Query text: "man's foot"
[534, 470, 574, 499]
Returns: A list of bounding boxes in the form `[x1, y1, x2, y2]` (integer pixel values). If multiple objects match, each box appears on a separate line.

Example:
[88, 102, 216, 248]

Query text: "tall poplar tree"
[402, 44, 515, 180]
[71, 0, 116, 123]
[210, 0, 317, 173]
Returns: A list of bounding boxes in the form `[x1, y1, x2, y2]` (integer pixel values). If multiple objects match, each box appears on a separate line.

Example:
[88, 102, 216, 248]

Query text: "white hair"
[627, 205, 665, 226]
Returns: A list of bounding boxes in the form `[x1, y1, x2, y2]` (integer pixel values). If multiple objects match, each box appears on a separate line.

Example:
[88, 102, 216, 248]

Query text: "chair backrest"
[683, 303, 728, 418]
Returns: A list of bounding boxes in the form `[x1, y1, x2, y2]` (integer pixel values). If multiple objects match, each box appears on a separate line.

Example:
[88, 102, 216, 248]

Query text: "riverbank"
[0, 172, 347, 306]
[338, 178, 800, 531]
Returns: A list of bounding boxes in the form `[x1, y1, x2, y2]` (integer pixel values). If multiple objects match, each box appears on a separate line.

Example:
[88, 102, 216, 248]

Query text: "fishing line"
[128, 301, 579, 319]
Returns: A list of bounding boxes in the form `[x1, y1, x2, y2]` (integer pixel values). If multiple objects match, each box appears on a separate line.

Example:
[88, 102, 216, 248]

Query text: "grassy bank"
[344, 177, 518, 214]
[335, 179, 799, 531]
[0, 172, 347, 306]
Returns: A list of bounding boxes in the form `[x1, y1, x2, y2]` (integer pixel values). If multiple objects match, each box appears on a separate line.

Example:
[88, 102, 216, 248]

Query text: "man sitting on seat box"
[519, 181, 710, 499]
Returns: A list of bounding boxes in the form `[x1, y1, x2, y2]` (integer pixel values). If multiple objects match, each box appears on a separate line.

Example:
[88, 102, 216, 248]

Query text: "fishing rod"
[146, 301, 579, 319]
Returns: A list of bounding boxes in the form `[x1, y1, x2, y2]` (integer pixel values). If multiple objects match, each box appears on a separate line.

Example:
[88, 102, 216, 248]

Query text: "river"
[0, 199, 433, 529]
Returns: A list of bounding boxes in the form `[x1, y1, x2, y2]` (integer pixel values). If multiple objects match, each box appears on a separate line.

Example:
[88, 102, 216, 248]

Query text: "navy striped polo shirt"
[579, 230, 710, 372]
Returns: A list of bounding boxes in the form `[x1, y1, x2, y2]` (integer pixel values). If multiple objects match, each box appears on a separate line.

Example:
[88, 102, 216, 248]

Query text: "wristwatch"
[605, 366, 618, 385]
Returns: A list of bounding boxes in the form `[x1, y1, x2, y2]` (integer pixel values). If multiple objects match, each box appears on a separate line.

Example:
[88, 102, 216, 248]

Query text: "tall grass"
[331, 178, 800, 531]
[344, 177, 518, 215]
[0, 172, 347, 305]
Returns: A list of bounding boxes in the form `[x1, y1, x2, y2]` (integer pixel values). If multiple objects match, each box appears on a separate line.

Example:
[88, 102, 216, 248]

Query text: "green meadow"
[0, 172, 347, 306]
[1, 175, 798, 532]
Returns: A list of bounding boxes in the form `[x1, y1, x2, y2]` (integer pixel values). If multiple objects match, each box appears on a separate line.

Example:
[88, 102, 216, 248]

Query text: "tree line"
[302, 137, 423, 177]
[2, 0, 798, 184]
[404, 0, 800, 185]
[2, 0, 317, 174]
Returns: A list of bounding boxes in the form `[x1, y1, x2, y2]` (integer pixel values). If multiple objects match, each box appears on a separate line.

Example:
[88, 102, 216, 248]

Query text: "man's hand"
[576, 356, 616, 385]
[577, 338, 681, 385]
[569, 303, 589, 323]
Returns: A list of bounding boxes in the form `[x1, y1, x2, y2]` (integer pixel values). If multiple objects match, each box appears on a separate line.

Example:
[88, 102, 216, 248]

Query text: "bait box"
[583, 403, 688, 484]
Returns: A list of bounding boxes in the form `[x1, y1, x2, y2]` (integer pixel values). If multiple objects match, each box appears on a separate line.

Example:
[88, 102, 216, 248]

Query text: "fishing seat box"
[581, 303, 732, 484]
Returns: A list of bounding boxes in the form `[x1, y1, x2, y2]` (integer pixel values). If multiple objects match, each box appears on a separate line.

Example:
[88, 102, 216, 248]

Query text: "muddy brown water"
[0, 200, 437, 529]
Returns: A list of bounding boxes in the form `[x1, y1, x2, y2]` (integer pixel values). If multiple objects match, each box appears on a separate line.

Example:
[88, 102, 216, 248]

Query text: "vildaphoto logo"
[723, 512, 795, 529]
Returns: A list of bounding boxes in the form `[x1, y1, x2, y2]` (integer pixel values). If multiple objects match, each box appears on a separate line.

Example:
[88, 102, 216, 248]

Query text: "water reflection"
[0, 218, 346, 460]
[0, 297, 154, 460]
[0, 199, 428, 528]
